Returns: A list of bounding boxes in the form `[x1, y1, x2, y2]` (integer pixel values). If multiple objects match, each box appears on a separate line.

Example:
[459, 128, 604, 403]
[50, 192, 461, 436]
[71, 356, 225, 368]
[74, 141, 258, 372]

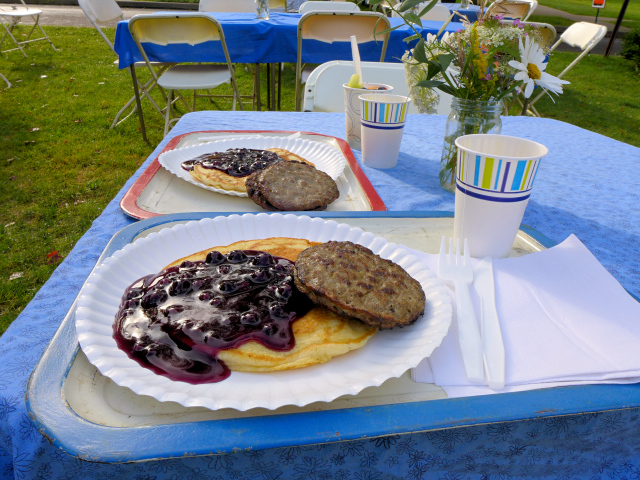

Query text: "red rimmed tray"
[120, 130, 386, 219]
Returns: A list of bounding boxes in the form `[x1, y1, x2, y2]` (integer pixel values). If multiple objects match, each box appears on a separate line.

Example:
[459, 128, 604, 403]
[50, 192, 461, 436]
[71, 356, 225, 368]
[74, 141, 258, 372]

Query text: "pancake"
[188, 148, 315, 194]
[164, 237, 377, 373]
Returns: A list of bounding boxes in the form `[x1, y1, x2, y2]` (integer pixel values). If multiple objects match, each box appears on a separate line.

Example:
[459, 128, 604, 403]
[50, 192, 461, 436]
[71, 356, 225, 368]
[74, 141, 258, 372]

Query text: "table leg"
[254, 63, 261, 111]
[270, 63, 276, 111]
[277, 63, 282, 111]
[266, 64, 271, 111]
[129, 65, 147, 142]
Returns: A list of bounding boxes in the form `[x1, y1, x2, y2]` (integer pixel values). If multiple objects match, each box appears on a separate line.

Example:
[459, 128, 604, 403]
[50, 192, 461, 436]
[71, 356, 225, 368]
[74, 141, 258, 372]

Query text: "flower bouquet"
[364, 0, 569, 191]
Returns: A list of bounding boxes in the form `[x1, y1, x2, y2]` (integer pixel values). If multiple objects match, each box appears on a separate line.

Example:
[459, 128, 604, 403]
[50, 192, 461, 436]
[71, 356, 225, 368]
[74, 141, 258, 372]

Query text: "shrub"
[621, 26, 640, 71]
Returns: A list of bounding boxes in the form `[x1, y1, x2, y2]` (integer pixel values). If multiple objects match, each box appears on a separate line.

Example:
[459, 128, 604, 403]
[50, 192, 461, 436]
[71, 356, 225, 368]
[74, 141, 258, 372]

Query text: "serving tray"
[28, 211, 640, 464]
[120, 131, 386, 219]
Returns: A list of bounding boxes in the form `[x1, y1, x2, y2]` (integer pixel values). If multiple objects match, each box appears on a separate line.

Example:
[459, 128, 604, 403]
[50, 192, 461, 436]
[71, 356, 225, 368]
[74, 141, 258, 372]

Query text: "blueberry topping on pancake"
[182, 148, 283, 178]
[113, 250, 312, 384]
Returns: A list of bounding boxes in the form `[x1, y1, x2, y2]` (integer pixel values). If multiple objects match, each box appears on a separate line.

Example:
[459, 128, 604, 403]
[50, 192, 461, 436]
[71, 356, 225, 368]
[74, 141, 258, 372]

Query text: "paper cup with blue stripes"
[358, 94, 411, 169]
[453, 134, 549, 258]
[343, 83, 393, 150]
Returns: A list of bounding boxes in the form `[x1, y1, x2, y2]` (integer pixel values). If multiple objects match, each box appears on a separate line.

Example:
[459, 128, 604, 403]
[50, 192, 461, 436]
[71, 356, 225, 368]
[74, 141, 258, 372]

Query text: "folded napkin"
[410, 234, 640, 398]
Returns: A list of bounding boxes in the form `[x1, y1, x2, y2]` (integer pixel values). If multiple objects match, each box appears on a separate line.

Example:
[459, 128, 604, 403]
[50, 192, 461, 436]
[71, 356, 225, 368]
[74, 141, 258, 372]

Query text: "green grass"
[0, 24, 639, 334]
[538, 0, 640, 28]
[0, 25, 294, 333]
[528, 15, 574, 27]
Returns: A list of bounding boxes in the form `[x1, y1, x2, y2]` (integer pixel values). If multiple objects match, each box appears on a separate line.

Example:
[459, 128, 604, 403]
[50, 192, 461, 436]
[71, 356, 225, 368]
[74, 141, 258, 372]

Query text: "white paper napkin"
[410, 234, 640, 397]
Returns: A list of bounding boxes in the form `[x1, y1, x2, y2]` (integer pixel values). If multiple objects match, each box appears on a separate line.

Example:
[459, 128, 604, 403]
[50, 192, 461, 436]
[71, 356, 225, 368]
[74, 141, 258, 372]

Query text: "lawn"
[538, 0, 640, 24]
[0, 23, 639, 334]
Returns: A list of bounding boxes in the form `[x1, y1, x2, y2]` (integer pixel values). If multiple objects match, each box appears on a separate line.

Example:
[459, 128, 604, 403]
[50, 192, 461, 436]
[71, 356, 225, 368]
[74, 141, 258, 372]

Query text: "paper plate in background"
[158, 136, 347, 197]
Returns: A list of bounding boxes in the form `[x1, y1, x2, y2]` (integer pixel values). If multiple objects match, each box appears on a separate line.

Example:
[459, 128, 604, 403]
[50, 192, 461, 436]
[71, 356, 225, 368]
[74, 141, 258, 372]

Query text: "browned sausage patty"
[294, 241, 426, 330]
[245, 161, 339, 211]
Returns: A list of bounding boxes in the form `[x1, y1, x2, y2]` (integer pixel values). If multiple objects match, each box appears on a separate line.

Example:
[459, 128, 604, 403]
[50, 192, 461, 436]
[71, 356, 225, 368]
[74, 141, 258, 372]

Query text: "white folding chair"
[485, 0, 533, 20]
[519, 21, 606, 117]
[0, 71, 10, 88]
[78, 0, 167, 132]
[302, 60, 452, 114]
[198, 0, 260, 110]
[295, 11, 391, 111]
[391, 3, 451, 21]
[269, 0, 289, 11]
[299, 1, 360, 13]
[521, 0, 538, 20]
[129, 13, 243, 137]
[0, 0, 56, 57]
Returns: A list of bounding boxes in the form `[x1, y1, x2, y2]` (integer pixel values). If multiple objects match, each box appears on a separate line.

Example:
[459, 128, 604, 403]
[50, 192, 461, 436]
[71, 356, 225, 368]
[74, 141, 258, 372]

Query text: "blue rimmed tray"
[26, 211, 640, 463]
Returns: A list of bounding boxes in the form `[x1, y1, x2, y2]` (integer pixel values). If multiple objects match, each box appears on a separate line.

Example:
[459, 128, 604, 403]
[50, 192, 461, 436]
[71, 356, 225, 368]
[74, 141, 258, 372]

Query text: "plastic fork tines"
[438, 237, 484, 383]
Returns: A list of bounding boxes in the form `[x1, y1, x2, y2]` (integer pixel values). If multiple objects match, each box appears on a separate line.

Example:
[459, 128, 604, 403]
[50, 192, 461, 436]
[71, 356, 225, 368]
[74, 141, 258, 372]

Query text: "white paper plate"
[157, 135, 347, 197]
[75, 214, 452, 411]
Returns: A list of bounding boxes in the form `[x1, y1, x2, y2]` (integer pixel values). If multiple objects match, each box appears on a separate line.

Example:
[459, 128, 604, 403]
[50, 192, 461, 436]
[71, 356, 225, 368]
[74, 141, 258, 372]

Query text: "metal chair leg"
[129, 65, 147, 142]
[164, 90, 173, 138]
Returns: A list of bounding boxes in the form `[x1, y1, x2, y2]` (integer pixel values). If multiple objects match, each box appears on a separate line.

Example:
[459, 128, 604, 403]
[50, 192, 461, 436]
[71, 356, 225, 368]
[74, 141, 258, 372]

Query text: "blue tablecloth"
[114, 12, 464, 68]
[2, 112, 640, 479]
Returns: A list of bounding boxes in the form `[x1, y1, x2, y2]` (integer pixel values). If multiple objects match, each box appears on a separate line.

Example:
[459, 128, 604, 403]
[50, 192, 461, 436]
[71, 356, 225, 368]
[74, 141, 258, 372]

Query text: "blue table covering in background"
[1, 112, 639, 479]
[114, 12, 464, 68]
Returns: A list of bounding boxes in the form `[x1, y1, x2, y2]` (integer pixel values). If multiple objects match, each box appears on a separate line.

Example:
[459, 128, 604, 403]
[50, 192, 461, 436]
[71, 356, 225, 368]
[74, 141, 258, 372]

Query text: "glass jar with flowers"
[363, 0, 569, 192]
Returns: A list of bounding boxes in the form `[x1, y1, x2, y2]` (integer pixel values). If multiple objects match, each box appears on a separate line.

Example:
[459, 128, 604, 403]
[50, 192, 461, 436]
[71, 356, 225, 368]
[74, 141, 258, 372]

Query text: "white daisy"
[508, 35, 569, 98]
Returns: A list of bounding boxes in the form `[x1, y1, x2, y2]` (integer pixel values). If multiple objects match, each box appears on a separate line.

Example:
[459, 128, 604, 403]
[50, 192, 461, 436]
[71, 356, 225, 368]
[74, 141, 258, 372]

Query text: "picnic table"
[2, 111, 640, 479]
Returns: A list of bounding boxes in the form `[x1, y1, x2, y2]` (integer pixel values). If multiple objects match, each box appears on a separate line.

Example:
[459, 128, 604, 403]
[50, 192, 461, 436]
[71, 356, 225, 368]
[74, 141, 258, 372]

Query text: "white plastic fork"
[438, 237, 484, 383]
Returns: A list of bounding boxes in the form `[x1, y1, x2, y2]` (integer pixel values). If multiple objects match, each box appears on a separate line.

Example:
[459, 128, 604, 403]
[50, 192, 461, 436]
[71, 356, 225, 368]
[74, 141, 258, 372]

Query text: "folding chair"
[521, 0, 538, 21]
[198, 0, 260, 110]
[295, 11, 391, 111]
[302, 60, 453, 114]
[485, 0, 533, 20]
[0, 71, 10, 88]
[269, 0, 289, 11]
[0, 0, 56, 57]
[129, 13, 243, 137]
[78, 0, 167, 134]
[523, 21, 607, 116]
[299, 1, 360, 13]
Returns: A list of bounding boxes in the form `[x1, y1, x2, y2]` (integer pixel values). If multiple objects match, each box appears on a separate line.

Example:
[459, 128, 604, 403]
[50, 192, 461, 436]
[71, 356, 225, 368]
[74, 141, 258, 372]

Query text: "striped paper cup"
[453, 134, 549, 258]
[358, 94, 411, 169]
[343, 83, 394, 151]
[359, 93, 411, 124]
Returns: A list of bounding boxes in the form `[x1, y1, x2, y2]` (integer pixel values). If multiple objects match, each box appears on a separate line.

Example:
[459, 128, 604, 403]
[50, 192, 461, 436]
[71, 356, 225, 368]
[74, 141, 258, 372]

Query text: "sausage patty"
[294, 241, 426, 330]
[245, 161, 339, 211]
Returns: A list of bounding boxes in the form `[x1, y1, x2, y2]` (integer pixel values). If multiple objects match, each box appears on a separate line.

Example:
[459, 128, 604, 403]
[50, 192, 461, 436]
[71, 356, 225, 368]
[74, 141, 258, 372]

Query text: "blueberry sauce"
[113, 250, 313, 384]
[181, 148, 283, 177]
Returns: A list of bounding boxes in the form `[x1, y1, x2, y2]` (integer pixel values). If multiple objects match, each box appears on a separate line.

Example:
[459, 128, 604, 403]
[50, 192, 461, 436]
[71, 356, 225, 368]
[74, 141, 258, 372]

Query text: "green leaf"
[403, 13, 423, 28]
[397, 0, 429, 13]
[403, 33, 421, 43]
[426, 62, 442, 79]
[437, 53, 455, 71]
[417, 0, 440, 17]
[411, 39, 429, 63]
[417, 79, 445, 88]
[373, 24, 403, 36]
[438, 84, 458, 96]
